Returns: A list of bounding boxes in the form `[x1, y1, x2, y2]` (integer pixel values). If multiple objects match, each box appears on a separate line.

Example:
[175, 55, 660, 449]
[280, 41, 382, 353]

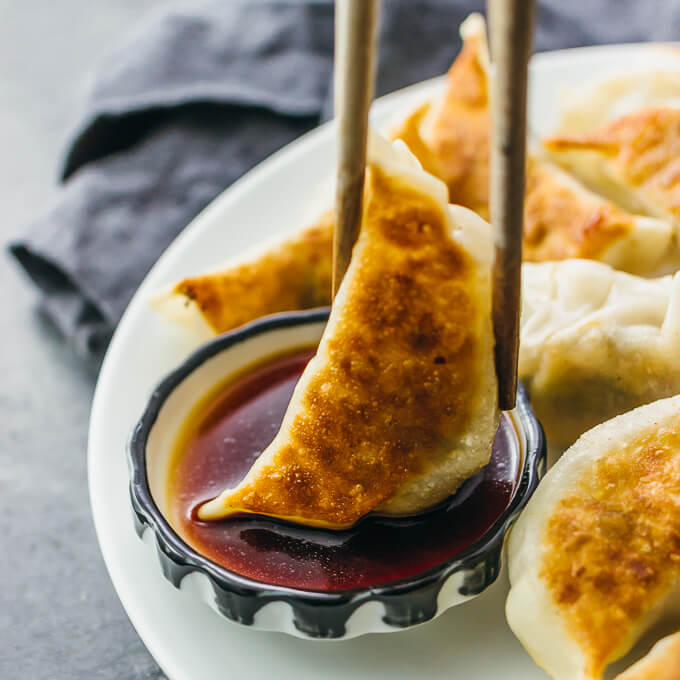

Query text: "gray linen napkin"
[9, 0, 680, 356]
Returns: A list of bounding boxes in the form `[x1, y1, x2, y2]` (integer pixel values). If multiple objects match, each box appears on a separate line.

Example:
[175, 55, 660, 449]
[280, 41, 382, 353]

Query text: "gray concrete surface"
[0, 2, 166, 678]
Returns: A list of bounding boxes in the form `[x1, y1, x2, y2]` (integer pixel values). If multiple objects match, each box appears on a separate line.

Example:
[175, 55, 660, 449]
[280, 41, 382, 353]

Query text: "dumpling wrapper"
[545, 107, 680, 242]
[506, 395, 680, 680]
[520, 259, 680, 454]
[523, 157, 676, 277]
[389, 13, 491, 219]
[614, 631, 680, 680]
[543, 48, 680, 257]
[152, 212, 332, 338]
[198, 133, 498, 529]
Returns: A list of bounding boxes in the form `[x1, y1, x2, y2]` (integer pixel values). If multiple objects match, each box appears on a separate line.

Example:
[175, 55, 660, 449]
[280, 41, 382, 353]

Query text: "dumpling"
[519, 259, 680, 453]
[393, 14, 675, 275]
[545, 108, 680, 240]
[543, 50, 680, 264]
[614, 631, 680, 680]
[198, 132, 498, 529]
[523, 157, 676, 277]
[153, 213, 332, 337]
[389, 13, 490, 218]
[506, 395, 680, 680]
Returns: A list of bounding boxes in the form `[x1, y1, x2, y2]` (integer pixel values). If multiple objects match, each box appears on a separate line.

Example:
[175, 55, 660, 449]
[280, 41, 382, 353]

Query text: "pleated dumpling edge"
[519, 259, 680, 454]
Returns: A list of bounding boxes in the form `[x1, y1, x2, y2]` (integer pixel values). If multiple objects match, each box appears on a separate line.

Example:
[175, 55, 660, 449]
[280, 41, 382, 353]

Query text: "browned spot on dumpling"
[390, 29, 490, 219]
[545, 108, 680, 224]
[217, 167, 482, 527]
[173, 213, 333, 333]
[523, 158, 632, 261]
[540, 422, 680, 678]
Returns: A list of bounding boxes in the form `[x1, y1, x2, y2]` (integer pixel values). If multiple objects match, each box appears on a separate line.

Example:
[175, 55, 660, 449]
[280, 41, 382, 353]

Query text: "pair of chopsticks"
[333, 0, 534, 411]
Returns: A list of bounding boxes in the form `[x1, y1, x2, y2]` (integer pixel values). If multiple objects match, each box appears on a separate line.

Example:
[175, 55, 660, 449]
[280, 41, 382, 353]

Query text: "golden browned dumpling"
[523, 158, 675, 275]
[545, 108, 680, 232]
[198, 134, 498, 529]
[389, 13, 490, 218]
[153, 214, 332, 337]
[506, 395, 680, 680]
[614, 632, 680, 680]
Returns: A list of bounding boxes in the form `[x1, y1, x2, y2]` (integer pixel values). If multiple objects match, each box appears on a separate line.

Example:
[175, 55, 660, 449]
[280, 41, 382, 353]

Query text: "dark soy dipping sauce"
[169, 348, 520, 592]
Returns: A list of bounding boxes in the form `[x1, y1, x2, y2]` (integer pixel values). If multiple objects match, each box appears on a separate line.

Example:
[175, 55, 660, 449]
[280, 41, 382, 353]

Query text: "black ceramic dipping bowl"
[128, 309, 545, 639]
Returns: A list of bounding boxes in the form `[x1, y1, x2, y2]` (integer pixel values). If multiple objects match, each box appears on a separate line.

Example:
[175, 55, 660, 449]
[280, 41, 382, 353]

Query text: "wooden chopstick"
[332, 0, 380, 298]
[488, 0, 535, 410]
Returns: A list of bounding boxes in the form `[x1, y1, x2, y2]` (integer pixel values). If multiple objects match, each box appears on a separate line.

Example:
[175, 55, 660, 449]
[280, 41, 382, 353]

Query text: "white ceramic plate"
[89, 44, 668, 680]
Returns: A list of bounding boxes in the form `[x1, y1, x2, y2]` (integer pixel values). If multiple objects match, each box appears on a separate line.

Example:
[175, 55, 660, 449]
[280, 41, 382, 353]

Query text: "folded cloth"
[9, 0, 680, 356]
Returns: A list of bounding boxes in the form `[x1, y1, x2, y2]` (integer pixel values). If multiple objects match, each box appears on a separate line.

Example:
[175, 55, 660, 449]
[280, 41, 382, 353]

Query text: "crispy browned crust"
[173, 213, 333, 333]
[215, 168, 482, 528]
[523, 158, 632, 261]
[540, 424, 680, 678]
[391, 30, 490, 219]
[545, 108, 680, 223]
